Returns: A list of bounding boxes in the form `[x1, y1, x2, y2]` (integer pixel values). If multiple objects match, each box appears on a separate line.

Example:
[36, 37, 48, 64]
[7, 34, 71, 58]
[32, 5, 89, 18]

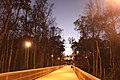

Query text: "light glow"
[64, 48, 73, 56]
[114, 0, 120, 3]
[51, 55, 53, 58]
[57, 57, 60, 60]
[76, 51, 79, 54]
[25, 41, 31, 48]
[107, 0, 120, 6]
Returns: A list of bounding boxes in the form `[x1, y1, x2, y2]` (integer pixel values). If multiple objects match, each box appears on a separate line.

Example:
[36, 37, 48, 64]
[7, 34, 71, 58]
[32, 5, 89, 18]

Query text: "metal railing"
[72, 66, 101, 80]
[0, 65, 64, 80]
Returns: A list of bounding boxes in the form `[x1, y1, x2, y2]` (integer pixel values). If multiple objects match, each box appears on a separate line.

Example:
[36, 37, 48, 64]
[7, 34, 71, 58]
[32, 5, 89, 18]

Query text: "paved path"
[36, 65, 79, 80]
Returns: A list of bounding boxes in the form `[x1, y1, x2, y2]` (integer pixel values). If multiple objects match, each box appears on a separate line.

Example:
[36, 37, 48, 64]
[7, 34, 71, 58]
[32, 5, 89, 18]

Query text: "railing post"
[72, 66, 101, 80]
[0, 65, 64, 80]
[6, 75, 8, 80]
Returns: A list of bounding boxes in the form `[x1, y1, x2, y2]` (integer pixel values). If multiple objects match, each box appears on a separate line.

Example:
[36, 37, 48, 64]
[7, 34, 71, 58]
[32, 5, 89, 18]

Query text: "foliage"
[71, 0, 120, 79]
[0, 0, 65, 73]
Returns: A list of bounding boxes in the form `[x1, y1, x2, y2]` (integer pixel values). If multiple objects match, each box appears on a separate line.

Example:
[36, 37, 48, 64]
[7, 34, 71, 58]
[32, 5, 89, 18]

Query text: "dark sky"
[48, 0, 90, 55]
[49, 0, 88, 40]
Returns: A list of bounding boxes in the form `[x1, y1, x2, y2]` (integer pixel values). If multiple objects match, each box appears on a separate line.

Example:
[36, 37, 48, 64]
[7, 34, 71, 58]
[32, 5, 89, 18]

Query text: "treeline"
[70, 1, 120, 80]
[0, 0, 65, 73]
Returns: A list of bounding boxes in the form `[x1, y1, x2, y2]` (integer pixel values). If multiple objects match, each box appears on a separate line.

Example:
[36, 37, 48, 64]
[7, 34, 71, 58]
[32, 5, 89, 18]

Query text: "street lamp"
[51, 55, 53, 58]
[76, 51, 79, 55]
[85, 56, 88, 59]
[51, 55, 53, 66]
[25, 41, 31, 48]
[25, 41, 31, 69]
[57, 57, 60, 60]
[57, 57, 60, 65]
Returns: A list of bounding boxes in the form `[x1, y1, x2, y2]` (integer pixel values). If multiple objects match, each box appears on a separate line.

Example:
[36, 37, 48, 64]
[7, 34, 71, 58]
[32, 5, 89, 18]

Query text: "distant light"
[85, 56, 88, 58]
[25, 41, 31, 48]
[51, 55, 53, 58]
[57, 57, 60, 60]
[64, 56, 73, 60]
[67, 57, 70, 60]
[76, 51, 79, 54]
[64, 44, 73, 56]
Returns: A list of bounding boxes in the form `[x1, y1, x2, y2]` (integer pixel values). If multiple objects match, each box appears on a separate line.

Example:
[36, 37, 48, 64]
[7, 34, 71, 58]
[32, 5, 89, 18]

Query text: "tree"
[0, 0, 65, 73]
[72, 0, 120, 79]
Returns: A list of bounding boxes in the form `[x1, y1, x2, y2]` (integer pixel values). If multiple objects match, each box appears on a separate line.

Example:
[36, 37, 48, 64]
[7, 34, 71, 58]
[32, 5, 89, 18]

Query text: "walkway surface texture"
[36, 65, 79, 80]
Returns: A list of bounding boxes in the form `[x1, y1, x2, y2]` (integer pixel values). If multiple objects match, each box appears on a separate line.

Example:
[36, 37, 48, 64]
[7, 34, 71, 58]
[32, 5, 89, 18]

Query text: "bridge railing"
[72, 66, 101, 80]
[0, 65, 64, 80]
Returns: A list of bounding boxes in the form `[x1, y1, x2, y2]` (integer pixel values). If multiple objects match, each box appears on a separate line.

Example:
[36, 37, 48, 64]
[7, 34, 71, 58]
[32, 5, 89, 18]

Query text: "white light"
[85, 56, 88, 58]
[25, 41, 31, 48]
[51, 55, 53, 58]
[76, 51, 79, 54]
[64, 45, 73, 56]
[58, 57, 60, 60]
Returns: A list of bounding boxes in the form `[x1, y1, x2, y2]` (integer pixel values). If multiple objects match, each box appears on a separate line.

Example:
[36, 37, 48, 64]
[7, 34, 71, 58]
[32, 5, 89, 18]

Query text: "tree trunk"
[92, 40, 96, 75]
[33, 43, 36, 69]
[7, 39, 14, 72]
[96, 40, 102, 78]
[0, 4, 12, 40]
[40, 49, 44, 67]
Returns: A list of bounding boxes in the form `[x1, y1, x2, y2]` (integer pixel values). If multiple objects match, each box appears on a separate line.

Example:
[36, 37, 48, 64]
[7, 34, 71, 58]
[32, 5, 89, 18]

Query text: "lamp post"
[57, 57, 60, 60]
[51, 55, 53, 66]
[76, 51, 79, 55]
[57, 57, 60, 65]
[25, 41, 31, 69]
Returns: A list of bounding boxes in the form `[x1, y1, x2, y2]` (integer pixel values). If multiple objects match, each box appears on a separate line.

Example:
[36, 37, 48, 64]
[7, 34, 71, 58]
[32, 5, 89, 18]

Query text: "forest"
[0, 0, 65, 73]
[70, 0, 120, 80]
[0, 0, 120, 80]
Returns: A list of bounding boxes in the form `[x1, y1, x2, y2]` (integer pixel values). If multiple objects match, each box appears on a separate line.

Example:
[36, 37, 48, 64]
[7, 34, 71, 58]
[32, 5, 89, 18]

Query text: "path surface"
[36, 65, 79, 80]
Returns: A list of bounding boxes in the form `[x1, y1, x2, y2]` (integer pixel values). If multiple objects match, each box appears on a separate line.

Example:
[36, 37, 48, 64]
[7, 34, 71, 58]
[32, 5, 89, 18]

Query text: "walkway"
[36, 65, 79, 80]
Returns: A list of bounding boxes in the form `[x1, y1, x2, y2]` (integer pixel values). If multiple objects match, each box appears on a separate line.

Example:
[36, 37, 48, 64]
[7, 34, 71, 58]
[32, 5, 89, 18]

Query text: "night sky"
[48, 0, 90, 55]
[48, 0, 113, 55]
[49, 0, 88, 39]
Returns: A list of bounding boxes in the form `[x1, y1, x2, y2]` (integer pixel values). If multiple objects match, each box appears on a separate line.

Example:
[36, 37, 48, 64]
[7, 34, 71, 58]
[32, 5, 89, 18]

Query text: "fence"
[72, 66, 101, 80]
[0, 65, 64, 80]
